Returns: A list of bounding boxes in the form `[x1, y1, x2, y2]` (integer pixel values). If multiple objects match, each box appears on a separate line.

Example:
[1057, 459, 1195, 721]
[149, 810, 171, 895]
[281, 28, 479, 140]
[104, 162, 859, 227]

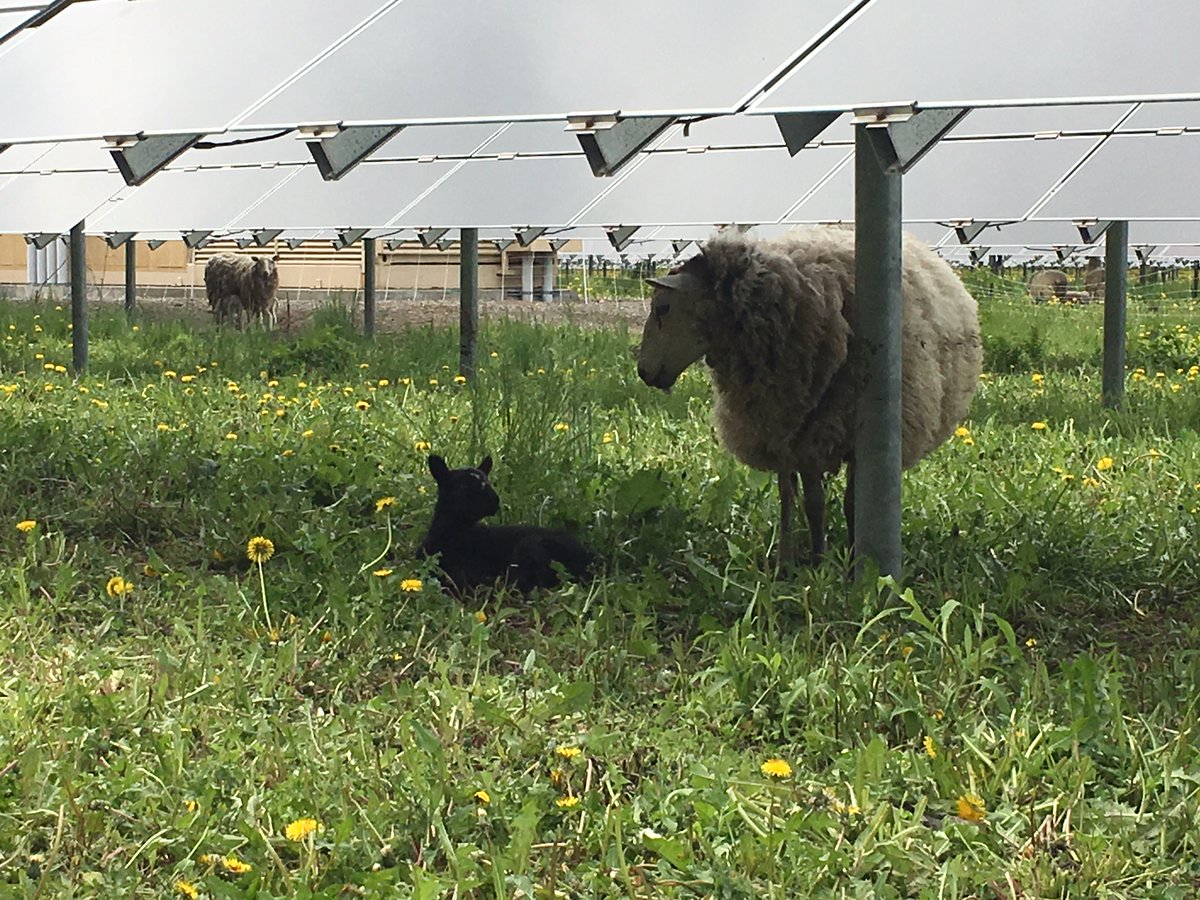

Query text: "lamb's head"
[250, 255, 279, 293]
[428, 454, 500, 523]
[636, 253, 713, 391]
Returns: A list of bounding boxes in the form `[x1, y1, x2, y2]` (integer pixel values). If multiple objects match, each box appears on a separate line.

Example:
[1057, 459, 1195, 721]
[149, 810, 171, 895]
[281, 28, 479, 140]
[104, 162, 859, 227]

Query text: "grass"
[0, 291, 1198, 898]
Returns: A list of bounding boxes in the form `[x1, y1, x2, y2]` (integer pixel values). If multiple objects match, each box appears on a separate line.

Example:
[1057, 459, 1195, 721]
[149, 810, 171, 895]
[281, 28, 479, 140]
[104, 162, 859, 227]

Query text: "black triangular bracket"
[103, 232, 136, 249]
[303, 124, 404, 181]
[25, 233, 60, 250]
[1075, 220, 1112, 244]
[773, 112, 840, 156]
[856, 106, 970, 175]
[515, 226, 546, 247]
[606, 225, 639, 252]
[107, 132, 203, 186]
[183, 230, 213, 249]
[570, 112, 674, 177]
[333, 228, 368, 249]
[253, 229, 283, 247]
[418, 228, 449, 247]
[951, 221, 992, 244]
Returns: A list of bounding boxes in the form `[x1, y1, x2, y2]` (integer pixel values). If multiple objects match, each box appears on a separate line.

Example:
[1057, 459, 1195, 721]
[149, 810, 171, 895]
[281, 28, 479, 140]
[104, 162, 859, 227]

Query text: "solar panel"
[793, 136, 1101, 223]
[229, 161, 458, 230]
[0, 0, 392, 143]
[1120, 100, 1200, 131]
[0, 9, 30, 34]
[753, 0, 1200, 114]
[578, 145, 851, 227]
[1034, 133, 1200, 220]
[0, 170, 124, 233]
[89, 167, 302, 233]
[236, 0, 867, 128]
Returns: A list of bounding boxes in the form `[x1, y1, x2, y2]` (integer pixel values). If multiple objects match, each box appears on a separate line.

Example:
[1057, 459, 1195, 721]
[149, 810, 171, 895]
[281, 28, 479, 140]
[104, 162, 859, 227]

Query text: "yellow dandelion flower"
[923, 736, 937, 759]
[1031, 421, 1047, 431]
[302, 429, 314, 439]
[221, 855, 252, 875]
[246, 536, 275, 564]
[321, 630, 333, 643]
[175, 881, 199, 899]
[1031, 372, 1044, 384]
[375, 496, 396, 513]
[549, 767, 566, 787]
[1082, 476, 1100, 489]
[449, 415, 459, 424]
[760, 758, 792, 779]
[310, 397, 321, 410]
[225, 432, 237, 441]
[474, 610, 487, 624]
[473, 790, 491, 805]
[1026, 637, 1038, 648]
[555, 746, 582, 760]
[954, 426, 971, 438]
[400, 578, 422, 592]
[400, 377, 412, 386]
[453, 375, 467, 385]
[198, 854, 219, 867]
[429, 378, 439, 386]
[901, 645, 914, 659]
[184, 799, 198, 813]
[961, 436, 975, 446]
[163, 370, 178, 379]
[105, 576, 133, 598]
[933, 708, 945, 721]
[180, 374, 195, 383]
[555, 795, 580, 809]
[955, 793, 987, 823]
[373, 568, 393, 578]
[355, 400, 370, 411]
[553, 422, 569, 432]
[16, 519, 36, 533]
[1096, 456, 1114, 471]
[281, 449, 294, 458]
[414, 441, 430, 452]
[284, 817, 321, 842]
[602, 432, 614, 444]
[157, 422, 171, 432]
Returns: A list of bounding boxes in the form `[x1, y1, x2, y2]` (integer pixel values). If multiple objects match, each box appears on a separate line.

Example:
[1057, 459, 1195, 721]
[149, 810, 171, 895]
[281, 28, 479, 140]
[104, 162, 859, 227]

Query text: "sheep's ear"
[478, 456, 493, 475]
[645, 273, 693, 292]
[428, 455, 450, 483]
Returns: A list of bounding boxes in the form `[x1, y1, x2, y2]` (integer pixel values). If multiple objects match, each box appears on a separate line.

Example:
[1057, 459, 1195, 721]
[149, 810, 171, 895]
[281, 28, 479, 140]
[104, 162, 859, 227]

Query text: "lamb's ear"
[428, 455, 450, 484]
[478, 456, 493, 475]
[646, 254, 710, 292]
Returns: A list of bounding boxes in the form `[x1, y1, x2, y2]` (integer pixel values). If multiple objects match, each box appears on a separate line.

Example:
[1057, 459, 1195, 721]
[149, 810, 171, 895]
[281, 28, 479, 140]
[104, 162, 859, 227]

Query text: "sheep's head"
[250, 255, 279, 292]
[636, 253, 712, 391]
[428, 454, 500, 523]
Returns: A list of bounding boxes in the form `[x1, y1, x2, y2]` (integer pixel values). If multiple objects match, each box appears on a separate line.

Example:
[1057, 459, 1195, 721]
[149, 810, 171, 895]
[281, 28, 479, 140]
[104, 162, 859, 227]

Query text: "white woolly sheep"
[204, 253, 279, 328]
[1028, 269, 1068, 302]
[636, 227, 982, 567]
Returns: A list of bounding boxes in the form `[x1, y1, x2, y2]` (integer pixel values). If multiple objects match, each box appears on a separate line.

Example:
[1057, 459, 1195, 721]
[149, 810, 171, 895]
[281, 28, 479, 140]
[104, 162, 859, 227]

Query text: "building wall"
[0, 234, 574, 294]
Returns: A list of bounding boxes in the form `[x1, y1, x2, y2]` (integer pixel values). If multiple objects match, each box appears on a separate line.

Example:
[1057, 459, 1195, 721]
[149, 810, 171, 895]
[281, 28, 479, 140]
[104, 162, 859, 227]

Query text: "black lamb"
[417, 455, 593, 594]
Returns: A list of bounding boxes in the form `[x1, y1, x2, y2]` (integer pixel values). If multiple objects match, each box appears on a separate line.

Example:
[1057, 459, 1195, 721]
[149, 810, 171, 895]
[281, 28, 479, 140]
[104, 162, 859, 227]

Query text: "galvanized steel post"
[70, 221, 87, 374]
[363, 237, 376, 339]
[1103, 221, 1128, 408]
[459, 228, 479, 380]
[853, 125, 903, 580]
[124, 240, 136, 322]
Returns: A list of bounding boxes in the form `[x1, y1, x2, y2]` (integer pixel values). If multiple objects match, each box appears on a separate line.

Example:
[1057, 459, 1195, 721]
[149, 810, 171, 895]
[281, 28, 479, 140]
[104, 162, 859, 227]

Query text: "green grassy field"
[0, 289, 1198, 898]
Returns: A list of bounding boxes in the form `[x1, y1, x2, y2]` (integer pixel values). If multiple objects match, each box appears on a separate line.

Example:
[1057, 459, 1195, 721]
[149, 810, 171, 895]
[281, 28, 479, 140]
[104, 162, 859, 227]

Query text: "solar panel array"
[1, 0, 1198, 259]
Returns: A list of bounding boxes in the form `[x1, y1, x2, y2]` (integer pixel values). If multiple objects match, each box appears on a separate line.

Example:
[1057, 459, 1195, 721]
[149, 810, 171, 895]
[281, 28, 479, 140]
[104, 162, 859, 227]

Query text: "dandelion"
[549, 768, 566, 787]
[285, 817, 321, 842]
[954, 426, 971, 438]
[321, 630, 333, 643]
[181, 374, 195, 383]
[924, 736, 938, 759]
[414, 441, 430, 452]
[1031, 421, 1047, 431]
[1031, 372, 1044, 385]
[375, 496, 396, 513]
[933, 708, 945, 721]
[602, 432, 614, 444]
[962, 436, 975, 446]
[198, 854, 219, 867]
[555, 795, 580, 809]
[302, 429, 314, 439]
[429, 378, 439, 386]
[1096, 456, 1114, 471]
[901, 645, 914, 660]
[163, 370, 177, 379]
[553, 422, 569, 433]
[1025, 637, 1038, 648]
[473, 790, 491, 805]
[16, 519, 36, 533]
[175, 881, 199, 899]
[400, 578, 422, 592]
[555, 746, 582, 760]
[400, 377, 412, 386]
[225, 432, 237, 441]
[453, 375, 467, 385]
[105, 575, 133, 598]
[474, 610, 487, 624]
[355, 400, 370, 411]
[1082, 476, 1101, 489]
[246, 536, 275, 564]
[760, 758, 792, 779]
[955, 793, 987, 823]
[373, 568, 393, 578]
[221, 855, 252, 875]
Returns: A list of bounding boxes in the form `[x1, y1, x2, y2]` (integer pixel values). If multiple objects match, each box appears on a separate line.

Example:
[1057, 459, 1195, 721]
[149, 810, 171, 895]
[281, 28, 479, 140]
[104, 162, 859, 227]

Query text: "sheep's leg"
[800, 470, 826, 565]
[777, 472, 798, 571]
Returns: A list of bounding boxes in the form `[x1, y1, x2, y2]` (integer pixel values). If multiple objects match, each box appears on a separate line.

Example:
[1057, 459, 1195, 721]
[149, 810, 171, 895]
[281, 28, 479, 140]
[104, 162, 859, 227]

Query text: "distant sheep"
[636, 227, 982, 566]
[1028, 269, 1068, 302]
[417, 455, 594, 594]
[204, 253, 279, 328]
[1084, 260, 1106, 301]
